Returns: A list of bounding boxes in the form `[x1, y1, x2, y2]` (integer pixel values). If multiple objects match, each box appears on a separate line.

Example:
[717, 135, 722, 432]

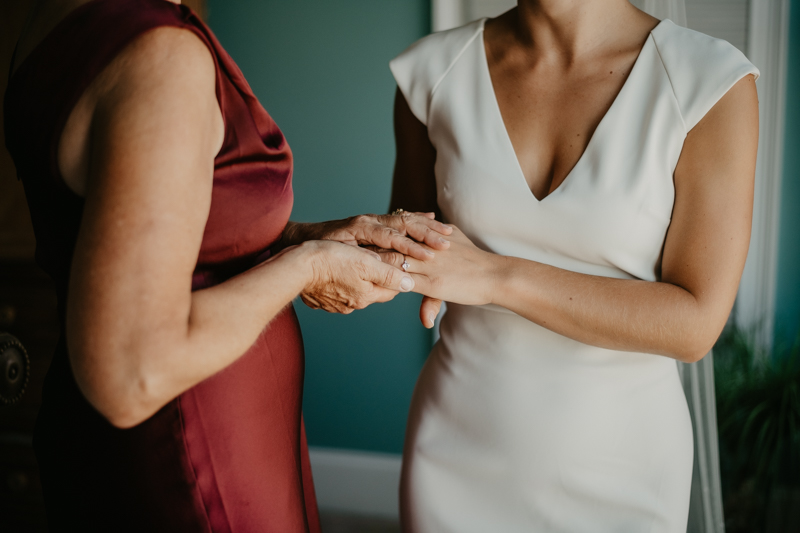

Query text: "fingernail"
[439, 238, 450, 245]
[427, 313, 436, 326]
[400, 276, 414, 292]
[425, 250, 435, 258]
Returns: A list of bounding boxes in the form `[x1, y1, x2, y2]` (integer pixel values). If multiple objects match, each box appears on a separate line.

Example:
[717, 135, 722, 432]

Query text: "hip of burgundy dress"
[3, 0, 320, 531]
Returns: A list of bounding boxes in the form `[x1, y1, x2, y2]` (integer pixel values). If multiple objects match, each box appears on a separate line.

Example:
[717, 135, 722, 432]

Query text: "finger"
[357, 246, 382, 262]
[400, 218, 452, 251]
[378, 213, 451, 241]
[371, 287, 400, 304]
[364, 261, 415, 292]
[406, 273, 433, 296]
[300, 294, 322, 310]
[377, 250, 406, 269]
[403, 240, 438, 261]
[366, 224, 436, 261]
[399, 212, 452, 235]
[419, 296, 443, 329]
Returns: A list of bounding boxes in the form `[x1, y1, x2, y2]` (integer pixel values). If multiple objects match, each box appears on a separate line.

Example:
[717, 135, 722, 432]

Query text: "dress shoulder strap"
[651, 20, 759, 132]
[390, 19, 485, 126]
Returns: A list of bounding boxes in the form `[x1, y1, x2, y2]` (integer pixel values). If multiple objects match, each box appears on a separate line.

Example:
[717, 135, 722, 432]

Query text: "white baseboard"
[309, 447, 402, 519]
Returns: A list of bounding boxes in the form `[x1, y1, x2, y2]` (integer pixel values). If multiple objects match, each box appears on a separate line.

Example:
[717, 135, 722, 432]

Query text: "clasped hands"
[277, 212, 497, 328]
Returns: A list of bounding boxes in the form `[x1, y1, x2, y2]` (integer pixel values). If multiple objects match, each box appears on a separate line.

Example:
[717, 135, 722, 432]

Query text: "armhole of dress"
[50, 20, 224, 197]
[686, 67, 758, 132]
[183, 25, 225, 129]
[651, 28, 759, 133]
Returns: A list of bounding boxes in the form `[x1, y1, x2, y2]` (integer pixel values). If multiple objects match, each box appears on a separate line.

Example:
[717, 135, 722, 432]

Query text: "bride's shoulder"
[651, 20, 759, 130]
[390, 19, 484, 125]
[392, 18, 484, 71]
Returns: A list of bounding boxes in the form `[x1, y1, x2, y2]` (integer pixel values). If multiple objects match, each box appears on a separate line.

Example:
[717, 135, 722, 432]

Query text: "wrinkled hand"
[300, 240, 416, 314]
[291, 212, 453, 261]
[378, 226, 499, 328]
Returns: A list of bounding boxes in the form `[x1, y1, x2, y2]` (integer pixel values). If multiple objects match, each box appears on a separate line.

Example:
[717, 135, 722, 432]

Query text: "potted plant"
[714, 325, 800, 533]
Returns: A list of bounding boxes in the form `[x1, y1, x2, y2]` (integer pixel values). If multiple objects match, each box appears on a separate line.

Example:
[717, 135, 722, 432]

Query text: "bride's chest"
[427, 38, 687, 281]
[488, 52, 640, 202]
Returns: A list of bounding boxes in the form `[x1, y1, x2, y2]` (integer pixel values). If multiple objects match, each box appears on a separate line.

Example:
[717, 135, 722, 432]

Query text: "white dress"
[390, 18, 757, 533]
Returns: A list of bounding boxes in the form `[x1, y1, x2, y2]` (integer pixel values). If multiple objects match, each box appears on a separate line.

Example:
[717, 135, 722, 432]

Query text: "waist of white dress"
[438, 302, 678, 376]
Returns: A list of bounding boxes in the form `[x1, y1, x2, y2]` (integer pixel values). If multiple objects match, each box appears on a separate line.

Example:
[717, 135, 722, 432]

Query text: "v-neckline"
[478, 18, 666, 203]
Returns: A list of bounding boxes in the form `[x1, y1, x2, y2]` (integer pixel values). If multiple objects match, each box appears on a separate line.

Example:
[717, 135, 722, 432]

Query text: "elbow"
[71, 352, 165, 429]
[675, 346, 710, 364]
[98, 383, 160, 429]
[672, 329, 718, 364]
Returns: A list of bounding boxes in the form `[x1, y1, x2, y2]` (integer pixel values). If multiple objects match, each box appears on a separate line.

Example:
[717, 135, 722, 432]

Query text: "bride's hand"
[379, 226, 500, 326]
[281, 212, 453, 261]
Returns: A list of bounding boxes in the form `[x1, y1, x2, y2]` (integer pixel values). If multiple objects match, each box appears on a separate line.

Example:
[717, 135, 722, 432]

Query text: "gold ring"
[391, 208, 405, 216]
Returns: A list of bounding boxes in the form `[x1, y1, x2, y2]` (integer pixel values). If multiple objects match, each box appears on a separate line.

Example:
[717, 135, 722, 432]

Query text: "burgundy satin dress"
[3, 0, 321, 531]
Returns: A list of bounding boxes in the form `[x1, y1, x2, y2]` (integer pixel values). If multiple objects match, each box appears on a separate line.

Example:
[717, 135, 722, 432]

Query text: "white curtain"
[677, 356, 726, 533]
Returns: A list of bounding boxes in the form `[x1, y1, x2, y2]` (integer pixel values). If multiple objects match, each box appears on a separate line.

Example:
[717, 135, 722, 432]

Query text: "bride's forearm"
[489, 256, 721, 362]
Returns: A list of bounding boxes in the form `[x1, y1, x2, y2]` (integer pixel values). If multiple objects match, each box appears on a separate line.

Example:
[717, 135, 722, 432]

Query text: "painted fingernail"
[400, 276, 415, 292]
[427, 313, 436, 327]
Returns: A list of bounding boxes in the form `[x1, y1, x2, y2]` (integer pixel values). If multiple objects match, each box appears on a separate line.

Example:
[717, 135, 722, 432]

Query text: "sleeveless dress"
[3, 1, 320, 531]
[390, 18, 757, 533]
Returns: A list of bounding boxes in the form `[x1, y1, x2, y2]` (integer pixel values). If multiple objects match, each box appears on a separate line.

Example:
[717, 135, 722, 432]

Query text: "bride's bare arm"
[389, 88, 440, 218]
[67, 28, 414, 429]
[390, 75, 758, 362]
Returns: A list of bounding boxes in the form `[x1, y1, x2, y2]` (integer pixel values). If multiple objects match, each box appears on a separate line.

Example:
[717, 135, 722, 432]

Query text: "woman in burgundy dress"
[4, 0, 451, 530]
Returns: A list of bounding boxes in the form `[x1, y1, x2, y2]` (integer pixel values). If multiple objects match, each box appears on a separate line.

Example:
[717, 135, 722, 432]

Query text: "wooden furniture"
[0, 264, 59, 533]
[1, 2, 55, 530]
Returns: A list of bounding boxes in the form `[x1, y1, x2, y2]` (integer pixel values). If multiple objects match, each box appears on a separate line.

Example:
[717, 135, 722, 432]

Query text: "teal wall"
[207, 0, 431, 454]
[775, 0, 800, 343]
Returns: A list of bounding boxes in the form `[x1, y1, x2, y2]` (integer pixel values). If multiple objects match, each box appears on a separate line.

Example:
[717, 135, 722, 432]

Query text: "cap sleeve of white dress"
[390, 20, 485, 126]
[652, 20, 760, 132]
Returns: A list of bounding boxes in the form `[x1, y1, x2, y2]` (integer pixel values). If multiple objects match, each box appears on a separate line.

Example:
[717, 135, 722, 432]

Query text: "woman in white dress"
[386, 0, 759, 531]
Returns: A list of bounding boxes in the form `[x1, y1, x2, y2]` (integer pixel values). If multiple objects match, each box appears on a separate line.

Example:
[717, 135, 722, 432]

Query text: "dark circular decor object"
[0, 333, 30, 405]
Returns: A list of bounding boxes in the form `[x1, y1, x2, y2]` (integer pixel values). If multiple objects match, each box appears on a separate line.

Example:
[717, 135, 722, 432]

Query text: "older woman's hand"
[280, 212, 453, 261]
[295, 239, 416, 314]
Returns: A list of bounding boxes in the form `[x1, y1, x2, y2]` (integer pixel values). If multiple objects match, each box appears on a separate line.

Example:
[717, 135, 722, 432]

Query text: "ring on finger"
[401, 256, 410, 272]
